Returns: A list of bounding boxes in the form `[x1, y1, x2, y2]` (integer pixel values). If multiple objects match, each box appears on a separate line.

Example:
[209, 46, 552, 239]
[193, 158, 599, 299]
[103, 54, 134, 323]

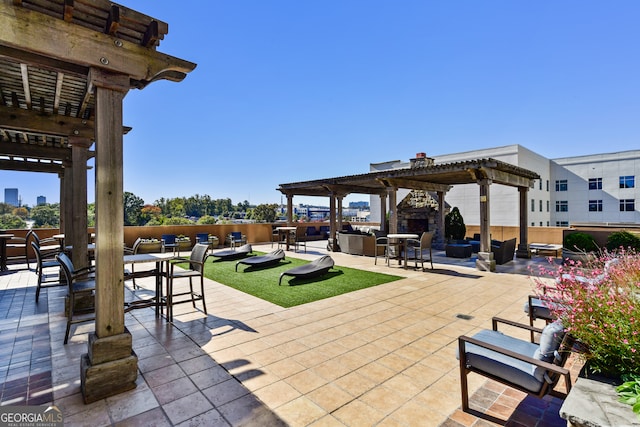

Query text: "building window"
[589, 178, 602, 190]
[531, 222, 535, 226]
[620, 176, 635, 189]
[546, 200, 550, 212]
[531, 199, 535, 212]
[539, 200, 543, 212]
[540, 221, 543, 226]
[539, 180, 542, 190]
[556, 221, 569, 227]
[546, 180, 549, 191]
[556, 201, 568, 212]
[589, 200, 603, 212]
[555, 180, 568, 191]
[620, 199, 635, 211]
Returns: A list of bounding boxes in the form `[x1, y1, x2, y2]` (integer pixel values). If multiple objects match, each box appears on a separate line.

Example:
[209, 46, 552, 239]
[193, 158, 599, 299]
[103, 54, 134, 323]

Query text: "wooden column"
[435, 191, 446, 249]
[387, 187, 398, 234]
[329, 194, 337, 251]
[379, 194, 387, 233]
[58, 172, 66, 235]
[62, 163, 73, 240]
[81, 68, 136, 404]
[286, 195, 293, 225]
[516, 186, 531, 258]
[68, 137, 91, 269]
[337, 196, 343, 232]
[476, 179, 496, 272]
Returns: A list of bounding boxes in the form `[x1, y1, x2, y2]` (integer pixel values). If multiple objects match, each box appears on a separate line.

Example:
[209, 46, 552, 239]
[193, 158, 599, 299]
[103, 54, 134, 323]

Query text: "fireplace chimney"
[410, 152, 434, 168]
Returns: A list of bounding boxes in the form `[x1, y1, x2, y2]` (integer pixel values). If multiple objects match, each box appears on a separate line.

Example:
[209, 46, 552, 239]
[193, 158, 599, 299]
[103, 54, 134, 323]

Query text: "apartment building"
[370, 145, 640, 227]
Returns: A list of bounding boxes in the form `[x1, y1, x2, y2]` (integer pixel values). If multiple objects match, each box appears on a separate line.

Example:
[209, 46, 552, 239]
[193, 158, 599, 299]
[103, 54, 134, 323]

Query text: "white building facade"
[370, 145, 640, 227]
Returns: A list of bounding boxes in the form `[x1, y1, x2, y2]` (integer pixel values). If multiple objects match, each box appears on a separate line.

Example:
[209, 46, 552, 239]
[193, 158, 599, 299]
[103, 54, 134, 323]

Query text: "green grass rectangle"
[196, 253, 403, 308]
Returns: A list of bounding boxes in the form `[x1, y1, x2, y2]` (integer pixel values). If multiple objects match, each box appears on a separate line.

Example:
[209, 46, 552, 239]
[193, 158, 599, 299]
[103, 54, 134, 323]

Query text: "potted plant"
[533, 250, 640, 374]
[562, 231, 598, 263]
[444, 207, 466, 243]
[176, 235, 191, 251]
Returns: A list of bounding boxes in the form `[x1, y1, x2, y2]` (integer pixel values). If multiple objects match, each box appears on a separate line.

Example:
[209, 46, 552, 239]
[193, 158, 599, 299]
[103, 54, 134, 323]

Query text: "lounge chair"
[278, 255, 334, 285]
[235, 249, 285, 272]
[210, 244, 252, 261]
[458, 317, 573, 415]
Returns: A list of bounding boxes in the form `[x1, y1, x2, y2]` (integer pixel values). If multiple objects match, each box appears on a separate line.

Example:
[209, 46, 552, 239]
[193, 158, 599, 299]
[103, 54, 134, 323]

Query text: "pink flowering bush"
[531, 249, 640, 376]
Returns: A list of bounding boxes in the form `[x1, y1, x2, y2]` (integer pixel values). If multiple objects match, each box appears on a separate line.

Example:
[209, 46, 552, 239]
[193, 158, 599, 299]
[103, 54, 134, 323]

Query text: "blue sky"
[3, 1, 639, 207]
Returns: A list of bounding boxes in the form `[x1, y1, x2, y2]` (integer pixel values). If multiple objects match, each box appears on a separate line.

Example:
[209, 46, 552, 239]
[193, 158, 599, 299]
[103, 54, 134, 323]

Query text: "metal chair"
[56, 252, 96, 344]
[161, 234, 179, 254]
[28, 230, 59, 271]
[32, 241, 63, 302]
[166, 243, 209, 322]
[458, 318, 573, 414]
[228, 231, 247, 249]
[7, 232, 29, 269]
[405, 232, 434, 270]
[373, 230, 388, 265]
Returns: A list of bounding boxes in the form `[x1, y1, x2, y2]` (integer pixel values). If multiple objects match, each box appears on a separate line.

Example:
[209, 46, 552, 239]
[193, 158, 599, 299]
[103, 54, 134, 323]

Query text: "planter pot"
[562, 248, 596, 264]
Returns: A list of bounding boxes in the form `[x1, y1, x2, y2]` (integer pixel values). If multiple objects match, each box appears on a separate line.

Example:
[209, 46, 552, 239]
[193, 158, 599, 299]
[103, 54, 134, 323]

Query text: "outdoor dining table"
[0, 233, 14, 272]
[275, 226, 297, 251]
[386, 233, 419, 269]
[123, 252, 176, 317]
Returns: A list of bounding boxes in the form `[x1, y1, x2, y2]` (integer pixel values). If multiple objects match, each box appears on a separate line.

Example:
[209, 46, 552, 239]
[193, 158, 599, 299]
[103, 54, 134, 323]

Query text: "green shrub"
[607, 231, 640, 252]
[444, 207, 466, 241]
[563, 232, 598, 252]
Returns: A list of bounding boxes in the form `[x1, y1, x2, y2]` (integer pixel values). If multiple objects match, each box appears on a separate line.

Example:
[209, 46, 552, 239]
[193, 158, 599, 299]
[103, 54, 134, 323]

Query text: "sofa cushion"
[459, 329, 545, 393]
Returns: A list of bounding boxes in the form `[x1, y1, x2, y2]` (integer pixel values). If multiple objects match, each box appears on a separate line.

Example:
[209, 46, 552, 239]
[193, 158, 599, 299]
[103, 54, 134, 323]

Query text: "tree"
[0, 213, 26, 229]
[444, 207, 466, 241]
[124, 191, 145, 226]
[12, 207, 28, 219]
[140, 204, 162, 225]
[30, 205, 59, 228]
[0, 203, 14, 214]
[87, 203, 95, 227]
[251, 203, 278, 222]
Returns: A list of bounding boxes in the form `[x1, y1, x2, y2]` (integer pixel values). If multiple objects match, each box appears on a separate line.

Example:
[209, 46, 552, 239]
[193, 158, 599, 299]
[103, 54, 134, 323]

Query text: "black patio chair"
[278, 255, 334, 285]
[235, 249, 285, 272]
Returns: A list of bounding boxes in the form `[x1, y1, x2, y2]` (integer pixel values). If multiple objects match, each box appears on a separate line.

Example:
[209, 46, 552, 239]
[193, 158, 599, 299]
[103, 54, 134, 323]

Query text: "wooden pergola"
[1, 0, 195, 402]
[278, 156, 540, 271]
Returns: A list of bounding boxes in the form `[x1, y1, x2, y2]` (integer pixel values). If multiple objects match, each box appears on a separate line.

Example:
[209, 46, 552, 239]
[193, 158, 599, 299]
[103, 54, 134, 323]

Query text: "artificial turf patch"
[197, 252, 403, 308]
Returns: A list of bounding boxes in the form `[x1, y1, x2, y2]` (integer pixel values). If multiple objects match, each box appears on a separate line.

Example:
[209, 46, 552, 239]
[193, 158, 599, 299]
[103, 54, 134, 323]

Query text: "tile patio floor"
[0, 240, 582, 426]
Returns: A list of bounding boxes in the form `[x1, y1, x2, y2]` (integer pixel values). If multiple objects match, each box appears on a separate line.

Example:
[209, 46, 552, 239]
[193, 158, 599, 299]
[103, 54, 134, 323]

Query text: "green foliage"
[607, 231, 640, 252]
[0, 213, 27, 229]
[163, 216, 193, 225]
[12, 207, 28, 219]
[563, 232, 598, 252]
[198, 253, 402, 307]
[124, 191, 145, 226]
[0, 203, 15, 214]
[197, 215, 217, 224]
[251, 203, 278, 222]
[30, 204, 59, 228]
[616, 374, 640, 420]
[533, 251, 640, 376]
[444, 207, 466, 240]
[87, 203, 95, 227]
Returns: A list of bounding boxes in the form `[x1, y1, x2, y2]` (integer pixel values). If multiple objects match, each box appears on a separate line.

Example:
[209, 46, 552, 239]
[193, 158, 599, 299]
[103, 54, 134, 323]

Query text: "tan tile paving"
[0, 241, 574, 426]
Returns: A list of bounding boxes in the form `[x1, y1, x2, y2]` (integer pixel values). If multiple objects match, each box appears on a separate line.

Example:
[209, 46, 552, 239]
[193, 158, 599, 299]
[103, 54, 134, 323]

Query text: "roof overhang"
[278, 158, 540, 198]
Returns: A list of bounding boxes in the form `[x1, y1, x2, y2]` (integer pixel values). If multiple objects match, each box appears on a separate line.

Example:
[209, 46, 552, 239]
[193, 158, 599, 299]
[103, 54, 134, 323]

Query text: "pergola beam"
[0, 3, 196, 87]
[0, 158, 63, 173]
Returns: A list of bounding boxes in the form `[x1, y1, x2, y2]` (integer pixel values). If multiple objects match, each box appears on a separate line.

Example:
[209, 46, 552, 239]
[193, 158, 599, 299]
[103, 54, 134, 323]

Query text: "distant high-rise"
[37, 196, 46, 206]
[4, 188, 19, 206]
